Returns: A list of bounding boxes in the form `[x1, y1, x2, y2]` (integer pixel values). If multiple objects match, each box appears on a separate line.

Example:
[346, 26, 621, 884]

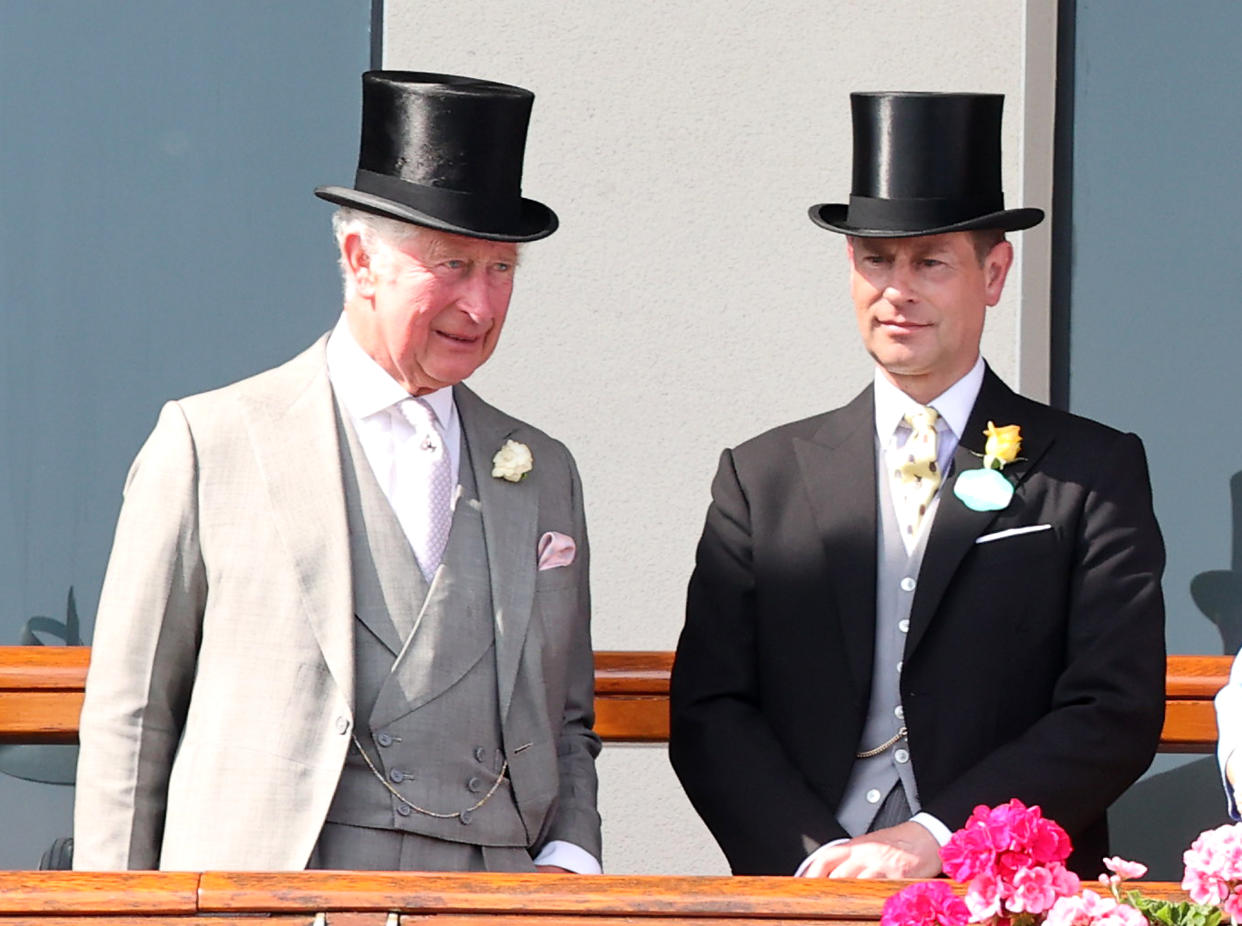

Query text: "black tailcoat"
[669, 368, 1166, 876]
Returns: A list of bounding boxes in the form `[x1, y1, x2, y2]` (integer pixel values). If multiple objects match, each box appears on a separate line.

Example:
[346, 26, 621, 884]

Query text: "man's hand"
[535, 864, 574, 874]
[801, 821, 942, 879]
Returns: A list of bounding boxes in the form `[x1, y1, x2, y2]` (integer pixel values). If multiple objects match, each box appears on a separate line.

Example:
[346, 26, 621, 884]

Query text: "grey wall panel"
[1069, 0, 1242, 879]
[0, 0, 368, 868]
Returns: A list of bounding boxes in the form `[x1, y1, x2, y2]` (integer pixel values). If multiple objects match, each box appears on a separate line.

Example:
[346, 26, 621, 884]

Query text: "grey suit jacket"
[73, 337, 601, 870]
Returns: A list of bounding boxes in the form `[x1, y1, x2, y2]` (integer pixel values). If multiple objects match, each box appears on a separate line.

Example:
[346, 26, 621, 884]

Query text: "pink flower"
[1222, 890, 1242, 925]
[1009, 865, 1059, 914]
[942, 824, 997, 883]
[1051, 863, 1083, 898]
[1045, 889, 1145, 926]
[1183, 823, 1242, 906]
[1102, 857, 1147, 881]
[965, 868, 1003, 921]
[881, 880, 970, 926]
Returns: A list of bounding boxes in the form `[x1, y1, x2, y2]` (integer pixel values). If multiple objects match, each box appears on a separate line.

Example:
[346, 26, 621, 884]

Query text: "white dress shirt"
[795, 357, 986, 875]
[324, 314, 599, 874]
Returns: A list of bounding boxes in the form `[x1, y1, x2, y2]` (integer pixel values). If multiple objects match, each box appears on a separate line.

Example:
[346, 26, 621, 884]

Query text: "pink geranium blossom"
[1101, 857, 1147, 881]
[880, 803, 1242, 926]
[1183, 822, 1242, 919]
[881, 880, 971, 926]
[1045, 890, 1147, 926]
[939, 799, 1079, 921]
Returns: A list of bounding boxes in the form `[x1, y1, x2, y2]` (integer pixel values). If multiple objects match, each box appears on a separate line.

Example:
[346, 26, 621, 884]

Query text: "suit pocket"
[535, 565, 579, 593]
[969, 523, 1058, 567]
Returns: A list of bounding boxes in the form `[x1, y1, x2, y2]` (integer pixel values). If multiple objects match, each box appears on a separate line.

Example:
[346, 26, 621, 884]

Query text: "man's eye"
[444, 259, 466, 270]
[493, 262, 512, 273]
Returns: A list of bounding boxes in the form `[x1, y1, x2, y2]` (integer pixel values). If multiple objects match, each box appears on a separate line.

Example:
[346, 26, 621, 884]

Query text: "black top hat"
[809, 92, 1044, 237]
[316, 71, 557, 242]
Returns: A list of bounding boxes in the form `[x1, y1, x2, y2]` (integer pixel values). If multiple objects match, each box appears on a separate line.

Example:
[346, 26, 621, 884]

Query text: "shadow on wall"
[1111, 470, 1242, 879]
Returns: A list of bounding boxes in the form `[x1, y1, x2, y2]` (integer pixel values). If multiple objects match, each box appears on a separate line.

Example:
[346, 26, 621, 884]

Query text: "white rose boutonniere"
[492, 439, 533, 482]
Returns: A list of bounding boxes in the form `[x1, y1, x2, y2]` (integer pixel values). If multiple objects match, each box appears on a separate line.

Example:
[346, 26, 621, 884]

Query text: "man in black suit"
[669, 93, 1165, 879]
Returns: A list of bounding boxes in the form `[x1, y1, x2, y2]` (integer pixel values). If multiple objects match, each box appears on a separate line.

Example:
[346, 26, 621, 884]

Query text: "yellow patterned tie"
[895, 406, 941, 542]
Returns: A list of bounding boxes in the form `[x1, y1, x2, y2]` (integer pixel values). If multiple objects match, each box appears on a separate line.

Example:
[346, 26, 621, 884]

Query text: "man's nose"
[883, 262, 916, 303]
[456, 271, 496, 322]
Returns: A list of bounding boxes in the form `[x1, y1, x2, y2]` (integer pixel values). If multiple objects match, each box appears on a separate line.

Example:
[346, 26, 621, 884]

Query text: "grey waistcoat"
[836, 436, 941, 837]
[324, 406, 527, 847]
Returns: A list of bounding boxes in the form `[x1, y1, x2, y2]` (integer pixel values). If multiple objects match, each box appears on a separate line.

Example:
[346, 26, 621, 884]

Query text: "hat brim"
[809, 203, 1044, 237]
[314, 186, 558, 243]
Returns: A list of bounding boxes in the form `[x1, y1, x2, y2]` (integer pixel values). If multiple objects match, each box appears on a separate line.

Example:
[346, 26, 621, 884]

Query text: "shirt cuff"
[794, 838, 848, 877]
[533, 840, 602, 874]
[911, 811, 953, 846]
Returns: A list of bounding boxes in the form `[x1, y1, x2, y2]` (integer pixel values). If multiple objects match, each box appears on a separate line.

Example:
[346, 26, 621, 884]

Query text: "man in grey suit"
[73, 71, 601, 873]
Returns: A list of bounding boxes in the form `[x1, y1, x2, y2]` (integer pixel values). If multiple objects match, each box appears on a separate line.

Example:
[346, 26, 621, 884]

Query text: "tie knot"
[904, 406, 939, 433]
[396, 397, 438, 434]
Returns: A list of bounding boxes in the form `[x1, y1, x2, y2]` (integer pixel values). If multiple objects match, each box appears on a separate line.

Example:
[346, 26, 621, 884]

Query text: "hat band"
[355, 168, 521, 232]
[847, 193, 1006, 230]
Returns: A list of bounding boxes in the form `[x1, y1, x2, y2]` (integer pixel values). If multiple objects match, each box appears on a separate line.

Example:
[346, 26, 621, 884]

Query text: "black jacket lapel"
[906, 367, 1053, 656]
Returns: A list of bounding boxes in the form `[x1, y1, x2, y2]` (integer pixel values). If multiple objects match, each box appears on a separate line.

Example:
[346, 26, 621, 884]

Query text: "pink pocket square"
[538, 531, 576, 570]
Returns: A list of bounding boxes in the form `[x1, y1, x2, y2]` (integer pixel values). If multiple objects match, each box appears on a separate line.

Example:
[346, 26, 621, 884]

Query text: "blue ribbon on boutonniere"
[954, 421, 1022, 512]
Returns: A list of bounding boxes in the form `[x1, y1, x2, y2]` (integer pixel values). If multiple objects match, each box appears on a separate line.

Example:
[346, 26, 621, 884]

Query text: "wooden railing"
[0, 870, 1194, 923]
[0, 648, 1230, 751]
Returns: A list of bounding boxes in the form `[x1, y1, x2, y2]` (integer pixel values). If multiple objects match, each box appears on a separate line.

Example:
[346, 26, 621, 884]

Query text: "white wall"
[385, 0, 1052, 875]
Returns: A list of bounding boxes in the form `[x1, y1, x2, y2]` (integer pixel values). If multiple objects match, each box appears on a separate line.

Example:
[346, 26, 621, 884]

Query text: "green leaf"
[1128, 892, 1222, 926]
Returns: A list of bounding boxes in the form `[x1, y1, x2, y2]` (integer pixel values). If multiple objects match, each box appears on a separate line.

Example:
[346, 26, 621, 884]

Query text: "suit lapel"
[793, 387, 878, 697]
[454, 383, 537, 720]
[239, 337, 355, 710]
[906, 367, 1053, 656]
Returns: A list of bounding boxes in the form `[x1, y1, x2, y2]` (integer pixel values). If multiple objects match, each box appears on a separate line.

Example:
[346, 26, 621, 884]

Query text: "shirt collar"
[872, 355, 985, 443]
[325, 313, 455, 429]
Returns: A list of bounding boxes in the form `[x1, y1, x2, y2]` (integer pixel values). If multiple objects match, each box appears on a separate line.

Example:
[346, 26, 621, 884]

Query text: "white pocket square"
[538, 531, 576, 570]
[975, 524, 1053, 545]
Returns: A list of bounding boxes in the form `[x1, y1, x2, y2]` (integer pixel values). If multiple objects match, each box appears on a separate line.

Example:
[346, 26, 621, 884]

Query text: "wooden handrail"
[0, 648, 1231, 751]
[0, 870, 1194, 918]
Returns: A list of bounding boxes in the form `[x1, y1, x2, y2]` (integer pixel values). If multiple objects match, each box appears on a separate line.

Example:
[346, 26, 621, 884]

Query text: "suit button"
[474, 747, 487, 763]
[396, 803, 411, 817]
[376, 732, 393, 747]
[894, 705, 905, 720]
[467, 776, 483, 793]
[460, 809, 474, 825]
[900, 577, 916, 592]
[898, 619, 910, 633]
[389, 769, 404, 784]
[895, 749, 910, 764]
[335, 716, 350, 735]
[866, 789, 882, 804]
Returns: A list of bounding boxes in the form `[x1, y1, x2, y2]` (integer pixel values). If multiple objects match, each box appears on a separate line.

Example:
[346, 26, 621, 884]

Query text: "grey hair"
[331, 207, 425, 300]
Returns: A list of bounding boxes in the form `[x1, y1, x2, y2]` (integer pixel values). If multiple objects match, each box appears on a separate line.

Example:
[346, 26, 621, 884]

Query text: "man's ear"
[342, 232, 375, 298]
[983, 239, 1014, 306]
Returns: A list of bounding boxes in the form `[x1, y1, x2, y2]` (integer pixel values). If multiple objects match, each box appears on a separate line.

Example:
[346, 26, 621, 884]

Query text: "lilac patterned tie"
[393, 397, 453, 580]
[893, 406, 941, 544]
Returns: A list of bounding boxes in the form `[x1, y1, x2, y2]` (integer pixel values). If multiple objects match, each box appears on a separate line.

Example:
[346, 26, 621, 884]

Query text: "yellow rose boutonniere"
[954, 422, 1023, 512]
[983, 421, 1022, 470]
